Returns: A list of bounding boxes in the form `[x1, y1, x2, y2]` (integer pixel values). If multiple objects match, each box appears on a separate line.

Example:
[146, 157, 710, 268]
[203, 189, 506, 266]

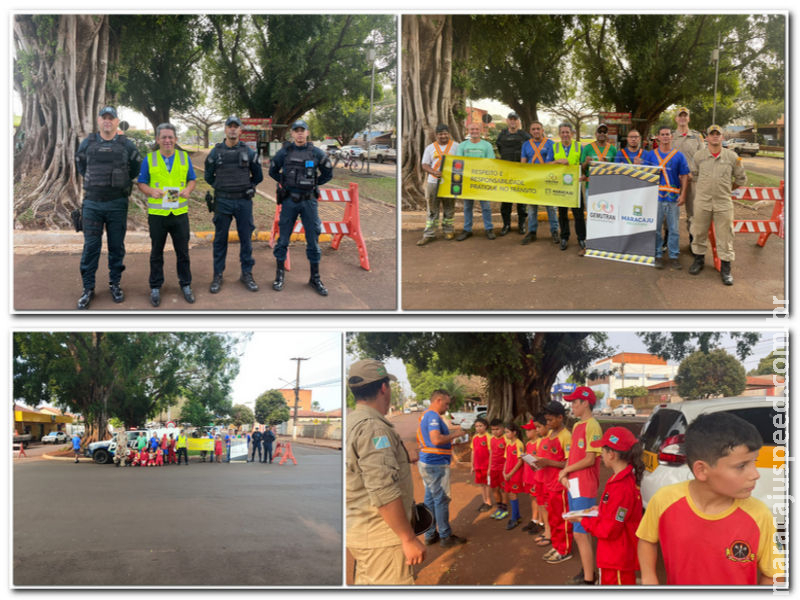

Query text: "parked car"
[339, 145, 365, 157]
[612, 403, 636, 417]
[42, 431, 69, 444]
[638, 396, 786, 527]
[600, 405, 613, 416]
[726, 138, 760, 156]
[368, 144, 397, 163]
[13, 432, 32, 448]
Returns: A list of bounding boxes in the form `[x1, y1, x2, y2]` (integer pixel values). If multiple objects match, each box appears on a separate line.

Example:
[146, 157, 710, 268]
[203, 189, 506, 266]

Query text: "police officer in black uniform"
[262, 426, 275, 463]
[75, 106, 142, 309]
[204, 116, 264, 294]
[268, 120, 334, 296]
[495, 112, 531, 235]
[250, 428, 263, 463]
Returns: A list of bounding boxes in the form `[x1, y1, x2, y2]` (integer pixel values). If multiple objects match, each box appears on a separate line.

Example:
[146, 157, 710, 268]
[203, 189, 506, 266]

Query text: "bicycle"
[332, 149, 365, 173]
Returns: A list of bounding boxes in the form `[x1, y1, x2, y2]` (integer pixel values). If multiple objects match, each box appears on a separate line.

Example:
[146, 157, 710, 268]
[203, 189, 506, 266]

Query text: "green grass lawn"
[758, 151, 785, 159]
[745, 170, 783, 188]
[328, 172, 397, 205]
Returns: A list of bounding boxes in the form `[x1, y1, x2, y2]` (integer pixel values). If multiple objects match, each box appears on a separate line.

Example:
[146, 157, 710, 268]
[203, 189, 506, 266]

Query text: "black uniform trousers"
[558, 189, 587, 242]
[500, 202, 527, 228]
[148, 212, 191, 289]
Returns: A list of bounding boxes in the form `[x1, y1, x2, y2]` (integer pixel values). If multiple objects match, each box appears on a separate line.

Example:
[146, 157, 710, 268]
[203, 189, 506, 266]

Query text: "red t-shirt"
[504, 438, 525, 485]
[567, 418, 602, 498]
[523, 439, 539, 486]
[637, 481, 780, 584]
[489, 435, 507, 471]
[472, 433, 490, 471]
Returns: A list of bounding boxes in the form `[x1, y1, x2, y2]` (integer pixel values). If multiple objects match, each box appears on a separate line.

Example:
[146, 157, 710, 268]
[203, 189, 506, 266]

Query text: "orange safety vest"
[432, 140, 454, 172]
[654, 149, 680, 195]
[416, 411, 452, 456]
[525, 139, 548, 164]
[590, 142, 612, 161]
[619, 147, 643, 164]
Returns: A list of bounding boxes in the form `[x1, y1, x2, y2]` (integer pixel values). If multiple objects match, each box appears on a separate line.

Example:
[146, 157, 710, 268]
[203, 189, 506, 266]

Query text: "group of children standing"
[468, 386, 782, 586]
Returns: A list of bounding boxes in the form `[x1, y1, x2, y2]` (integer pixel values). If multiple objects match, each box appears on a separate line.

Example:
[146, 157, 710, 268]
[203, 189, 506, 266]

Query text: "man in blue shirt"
[72, 433, 81, 463]
[416, 390, 467, 548]
[520, 121, 558, 244]
[644, 127, 690, 269]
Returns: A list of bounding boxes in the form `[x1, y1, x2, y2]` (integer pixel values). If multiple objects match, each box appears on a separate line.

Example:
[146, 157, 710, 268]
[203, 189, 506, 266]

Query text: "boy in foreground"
[488, 419, 509, 519]
[471, 417, 492, 512]
[637, 412, 783, 585]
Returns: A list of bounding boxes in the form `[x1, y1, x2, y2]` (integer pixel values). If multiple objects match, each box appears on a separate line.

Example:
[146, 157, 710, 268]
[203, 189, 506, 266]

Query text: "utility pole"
[290, 357, 309, 440]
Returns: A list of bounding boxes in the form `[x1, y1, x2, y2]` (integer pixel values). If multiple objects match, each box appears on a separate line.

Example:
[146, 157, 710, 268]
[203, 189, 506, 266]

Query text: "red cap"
[591, 426, 637, 451]
[521, 419, 537, 430]
[563, 386, 596, 406]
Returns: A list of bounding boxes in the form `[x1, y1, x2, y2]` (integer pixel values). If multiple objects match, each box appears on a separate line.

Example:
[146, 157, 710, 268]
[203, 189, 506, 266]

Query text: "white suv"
[639, 396, 786, 527]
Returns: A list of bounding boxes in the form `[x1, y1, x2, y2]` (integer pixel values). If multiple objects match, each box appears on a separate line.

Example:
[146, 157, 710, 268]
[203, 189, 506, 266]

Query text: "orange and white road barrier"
[270, 182, 370, 271]
[708, 180, 784, 271]
[14, 443, 27, 458]
[278, 442, 297, 465]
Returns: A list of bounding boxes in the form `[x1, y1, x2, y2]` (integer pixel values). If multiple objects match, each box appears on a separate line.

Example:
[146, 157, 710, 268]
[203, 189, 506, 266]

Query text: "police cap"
[99, 106, 118, 119]
[291, 120, 309, 131]
[225, 116, 242, 127]
[707, 124, 723, 135]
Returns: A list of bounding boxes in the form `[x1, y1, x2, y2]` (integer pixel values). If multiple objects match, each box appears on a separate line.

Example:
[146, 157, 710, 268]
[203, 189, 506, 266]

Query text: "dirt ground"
[402, 190, 785, 311]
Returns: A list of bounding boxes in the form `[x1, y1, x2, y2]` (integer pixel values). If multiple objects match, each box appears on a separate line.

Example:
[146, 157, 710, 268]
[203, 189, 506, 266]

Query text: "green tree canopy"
[638, 332, 761, 362]
[307, 96, 374, 145]
[748, 347, 787, 376]
[406, 362, 466, 411]
[13, 332, 242, 445]
[254, 389, 291, 426]
[675, 349, 747, 399]
[229, 404, 255, 428]
[348, 332, 613, 422]
[614, 386, 649, 399]
[179, 397, 214, 427]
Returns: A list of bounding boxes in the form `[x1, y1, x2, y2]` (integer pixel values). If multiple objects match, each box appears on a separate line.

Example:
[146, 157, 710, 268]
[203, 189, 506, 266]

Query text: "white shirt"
[421, 139, 459, 184]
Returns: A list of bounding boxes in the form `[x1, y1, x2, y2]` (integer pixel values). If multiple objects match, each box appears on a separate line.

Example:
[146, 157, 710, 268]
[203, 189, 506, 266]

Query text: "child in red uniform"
[537, 401, 572, 563]
[637, 413, 783, 586]
[531, 414, 552, 541]
[521, 417, 544, 534]
[559, 386, 603, 582]
[566, 426, 643, 585]
[214, 435, 223, 463]
[147, 449, 157, 466]
[471, 417, 492, 512]
[154, 447, 164, 466]
[488, 419, 509, 519]
[168, 434, 177, 464]
[503, 423, 526, 529]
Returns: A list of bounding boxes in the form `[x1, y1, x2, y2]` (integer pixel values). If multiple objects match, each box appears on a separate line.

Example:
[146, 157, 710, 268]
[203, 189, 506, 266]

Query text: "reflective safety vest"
[552, 141, 581, 165]
[525, 139, 548, 164]
[432, 140, 454, 171]
[176, 435, 187, 449]
[654, 149, 680, 196]
[146, 150, 190, 216]
[590, 142, 613, 161]
[619, 147, 643, 164]
[416, 411, 452, 457]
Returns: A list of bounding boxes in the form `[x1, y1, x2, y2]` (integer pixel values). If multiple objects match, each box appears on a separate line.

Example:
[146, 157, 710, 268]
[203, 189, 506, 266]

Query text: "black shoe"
[182, 285, 195, 303]
[578, 240, 586, 256]
[240, 272, 259, 292]
[720, 261, 734, 286]
[150, 288, 161, 307]
[552, 231, 560, 244]
[486, 230, 496, 240]
[499, 224, 511, 236]
[424, 532, 440, 546]
[309, 275, 329, 296]
[109, 283, 124, 303]
[518, 223, 525, 235]
[559, 238, 568, 251]
[654, 257, 665, 269]
[670, 258, 682, 271]
[521, 232, 536, 245]
[456, 231, 472, 241]
[209, 274, 223, 294]
[273, 264, 285, 291]
[77, 289, 94, 310]
[521, 521, 537, 532]
[440, 534, 467, 548]
[688, 255, 705, 276]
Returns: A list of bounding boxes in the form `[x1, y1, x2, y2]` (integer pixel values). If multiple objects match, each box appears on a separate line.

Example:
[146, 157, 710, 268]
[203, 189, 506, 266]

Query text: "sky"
[346, 331, 778, 401]
[230, 331, 342, 412]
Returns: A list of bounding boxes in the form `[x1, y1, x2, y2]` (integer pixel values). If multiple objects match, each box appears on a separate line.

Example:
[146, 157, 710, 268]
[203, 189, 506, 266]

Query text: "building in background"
[587, 352, 678, 410]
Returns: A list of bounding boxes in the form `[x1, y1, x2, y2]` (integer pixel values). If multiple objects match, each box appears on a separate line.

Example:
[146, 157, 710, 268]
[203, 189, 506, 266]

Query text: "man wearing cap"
[558, 386, 603, 584]
[346, 360, 425, 585]
[74, 106, 142, 309]
[578, 124, 618, 257]
[416, 390, 467, 548]
[521, 121, 559, 245]
[204, 116, 264, 295]
[549, 123, 584, 252]
[268, 120, 333, 296]
[136, 123, 196, 306]
[643, 127, 690, 270]
[456, 122, 496, 241]
[417, 124, 459, 245]
[672, 107, 706, 243]
[688, 124, 747, 286]
[495, 112, 531, 235]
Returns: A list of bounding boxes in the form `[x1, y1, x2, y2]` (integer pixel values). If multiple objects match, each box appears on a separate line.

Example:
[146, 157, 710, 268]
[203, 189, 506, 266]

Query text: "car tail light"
[658, 434, 686, 465]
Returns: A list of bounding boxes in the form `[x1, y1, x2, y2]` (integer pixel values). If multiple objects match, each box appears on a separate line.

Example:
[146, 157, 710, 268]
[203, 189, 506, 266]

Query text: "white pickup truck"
[450, 405, 489, 431]
[368, 144, 397, 163]
[725, 138, 759, 156]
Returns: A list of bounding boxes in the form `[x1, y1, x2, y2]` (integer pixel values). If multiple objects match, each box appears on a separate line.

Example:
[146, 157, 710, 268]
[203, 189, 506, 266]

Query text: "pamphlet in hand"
[521, 453, 538, 467]
[562, 507, 599, 519]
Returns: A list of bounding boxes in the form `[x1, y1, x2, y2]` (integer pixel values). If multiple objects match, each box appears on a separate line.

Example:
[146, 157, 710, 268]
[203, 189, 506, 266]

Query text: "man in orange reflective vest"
[417, 390, 467, 548]
[418, 124, 459, 245]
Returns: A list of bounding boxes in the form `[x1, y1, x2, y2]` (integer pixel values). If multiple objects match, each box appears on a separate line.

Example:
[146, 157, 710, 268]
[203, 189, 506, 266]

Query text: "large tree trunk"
[401, 15, 465, 211]
[13, 15, 111, 229]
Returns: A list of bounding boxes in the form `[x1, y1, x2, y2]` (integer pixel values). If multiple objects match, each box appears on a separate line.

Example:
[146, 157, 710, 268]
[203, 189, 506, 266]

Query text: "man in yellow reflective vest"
[176, 429, 189, 465]
[549, 123, 584, 253]
[137, 123, 197, 306]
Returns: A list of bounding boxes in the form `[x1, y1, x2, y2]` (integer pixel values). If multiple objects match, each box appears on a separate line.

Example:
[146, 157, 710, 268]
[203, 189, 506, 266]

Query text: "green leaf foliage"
[639, 332, 761, 362]
[748, 347, 788, 376]
[254, 389, 291, 426]
[675, 349, 747, 400]
[229, 404, 255, 428]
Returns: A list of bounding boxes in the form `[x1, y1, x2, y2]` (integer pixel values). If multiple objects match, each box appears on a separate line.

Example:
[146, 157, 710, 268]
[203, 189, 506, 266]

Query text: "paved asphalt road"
[14, 445, 341, 587]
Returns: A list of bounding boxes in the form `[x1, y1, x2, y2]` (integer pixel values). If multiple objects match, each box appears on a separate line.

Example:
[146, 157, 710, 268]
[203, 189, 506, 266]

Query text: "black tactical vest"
[83, 133, 131, 197]
[213, 142, 252, 195]
[496, 129, 530, 162]
[282, 144, 317, 192]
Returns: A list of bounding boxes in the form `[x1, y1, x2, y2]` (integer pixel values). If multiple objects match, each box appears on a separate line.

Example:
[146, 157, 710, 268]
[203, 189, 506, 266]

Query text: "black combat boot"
[273, 261, 286, 291]
[688, 254, 705, 275]
[720, 261, 734, 286]
[308, 263, 328, 296]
